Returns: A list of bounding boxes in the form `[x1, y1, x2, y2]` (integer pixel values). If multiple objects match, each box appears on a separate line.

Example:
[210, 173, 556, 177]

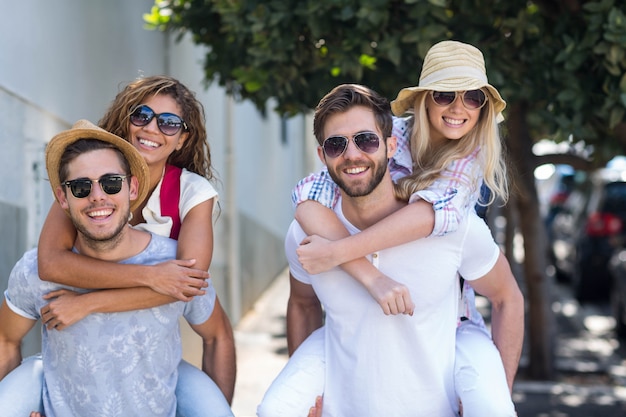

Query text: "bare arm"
[40, 287, 177, 330]
[189, 297, 236, 404]
[286, 272, 323, 355]
[37, 202, 208, 301]
[297, 199, 434, 271]
[295, 201, 416, 315]
[40, 199, 217, 328]
[0, 300, 36, 380]
[467, 252, 525, 391]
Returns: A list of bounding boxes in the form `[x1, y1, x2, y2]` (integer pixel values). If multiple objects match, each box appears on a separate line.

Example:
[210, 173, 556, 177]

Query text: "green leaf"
[359, 54, 377, 69]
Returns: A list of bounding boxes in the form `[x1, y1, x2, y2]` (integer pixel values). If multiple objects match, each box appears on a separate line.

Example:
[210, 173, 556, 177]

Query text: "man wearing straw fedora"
[0, 120, 230, 417]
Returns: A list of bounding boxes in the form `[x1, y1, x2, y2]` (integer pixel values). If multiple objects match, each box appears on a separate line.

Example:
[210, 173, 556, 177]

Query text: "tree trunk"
[506, 102, 555, 379]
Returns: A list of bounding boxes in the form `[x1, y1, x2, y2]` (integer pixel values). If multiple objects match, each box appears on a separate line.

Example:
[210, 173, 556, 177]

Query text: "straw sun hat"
[45, 119, 150, 212]
[391, 40, 506, 118]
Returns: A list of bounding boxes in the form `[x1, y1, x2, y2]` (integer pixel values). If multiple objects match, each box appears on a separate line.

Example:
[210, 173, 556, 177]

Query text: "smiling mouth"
[139, 138, 160, 148]
[345, 166, 368, 175]
[88, 208, 114, 218]
[443, 117, 465, 126]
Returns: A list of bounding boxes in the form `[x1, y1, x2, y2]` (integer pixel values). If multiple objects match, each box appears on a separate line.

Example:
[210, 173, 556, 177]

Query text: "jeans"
[0, 355, 233, 417]
[0, 354, 44, 416]
[257, 323, 516, 417]
[455, 321, 517, 417]
[257, 327, 325, 417]
[176, 359, 234, 417]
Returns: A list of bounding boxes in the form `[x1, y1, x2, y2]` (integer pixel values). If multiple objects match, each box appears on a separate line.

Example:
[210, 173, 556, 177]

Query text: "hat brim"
[45, 119, 150, 213]
[391, 82, 506, 118]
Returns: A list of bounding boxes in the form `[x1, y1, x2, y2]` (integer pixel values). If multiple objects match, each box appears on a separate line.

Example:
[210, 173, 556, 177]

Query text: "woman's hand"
[297, 235, 340, 274]
[148, 259, 209, 301]
[307, 396, 323, 417]
[41, 289, 88, 330]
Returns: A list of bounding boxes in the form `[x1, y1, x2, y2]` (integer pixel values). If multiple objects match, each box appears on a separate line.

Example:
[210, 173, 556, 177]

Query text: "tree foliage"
[145, 0, 626, 379]
[146, 0, 626, 160]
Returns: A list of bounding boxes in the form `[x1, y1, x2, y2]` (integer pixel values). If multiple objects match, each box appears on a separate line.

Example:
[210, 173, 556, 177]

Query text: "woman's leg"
[0, 354, 44, 417]
[455, 322, 516, 417]
[257, 327, 325, 417]
[176, 360, 234, 417]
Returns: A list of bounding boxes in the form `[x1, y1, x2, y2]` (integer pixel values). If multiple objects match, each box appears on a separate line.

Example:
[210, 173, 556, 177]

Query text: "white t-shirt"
[135, 168, 218, 238]
[285, 202, 499, 417]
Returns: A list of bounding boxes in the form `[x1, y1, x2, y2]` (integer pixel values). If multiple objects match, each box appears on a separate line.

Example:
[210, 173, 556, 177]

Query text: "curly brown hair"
[99, 75, 215, 181]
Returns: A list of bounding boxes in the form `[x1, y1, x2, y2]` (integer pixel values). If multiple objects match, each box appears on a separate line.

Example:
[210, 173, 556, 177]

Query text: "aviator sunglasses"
[430, 89, 487, 110]
[129, 105, 188, 136]
[63, 174, 128, 199]
[322, 132, 381, 158]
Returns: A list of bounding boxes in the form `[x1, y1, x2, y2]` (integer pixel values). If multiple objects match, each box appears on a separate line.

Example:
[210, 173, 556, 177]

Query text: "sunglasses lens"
[65, 175, 126, 199]
[462, 90, 486, 109]
[100, 175, 125, 195]
[157, 114, 184, 136]
[432, 91, 456, 106]
[323, 136, 348, 158]
[129, 105, 154, 127]
[354, 133, 380, 154]
[69, 180, 92, 198]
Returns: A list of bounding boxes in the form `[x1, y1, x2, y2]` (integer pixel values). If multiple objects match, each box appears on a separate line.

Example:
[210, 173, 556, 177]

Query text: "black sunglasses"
[63, 174, 128, 199]
[129, 105, 188, 136]
[322, 132, 381, 158]
[430, 90, 487, 110]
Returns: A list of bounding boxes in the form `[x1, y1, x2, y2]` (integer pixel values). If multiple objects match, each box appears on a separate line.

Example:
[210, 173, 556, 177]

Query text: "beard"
[69, 206, 129, 251]
[326, 158, 388, 198]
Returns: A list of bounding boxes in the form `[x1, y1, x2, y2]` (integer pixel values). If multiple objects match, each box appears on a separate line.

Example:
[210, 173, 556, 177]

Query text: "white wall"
[0, 0, 313, 345]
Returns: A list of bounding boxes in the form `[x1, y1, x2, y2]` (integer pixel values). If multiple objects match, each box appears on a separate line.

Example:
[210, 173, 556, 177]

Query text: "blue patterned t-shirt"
[5, 233, 216, 417]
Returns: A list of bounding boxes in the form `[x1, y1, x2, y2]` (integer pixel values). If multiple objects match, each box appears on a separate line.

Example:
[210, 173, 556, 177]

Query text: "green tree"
[146, 0, 626, 379]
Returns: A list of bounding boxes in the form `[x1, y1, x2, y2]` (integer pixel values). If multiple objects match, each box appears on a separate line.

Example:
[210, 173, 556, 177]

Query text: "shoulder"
[180, 169, 218, 199]
[9, 248, 38, 280]
[133, 233, 177, 263]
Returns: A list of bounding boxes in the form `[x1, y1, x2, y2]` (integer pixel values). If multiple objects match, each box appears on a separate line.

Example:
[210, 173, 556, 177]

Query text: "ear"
[55, 186, 70, 210]
[176, 131, 189, 151]
[386, 135, 398, 159]
[129, 175, 140, 202]
[316, 145, 327, 165]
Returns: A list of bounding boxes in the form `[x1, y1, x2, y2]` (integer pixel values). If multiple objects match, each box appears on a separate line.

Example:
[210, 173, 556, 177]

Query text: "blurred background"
[2, 1, 626, 415]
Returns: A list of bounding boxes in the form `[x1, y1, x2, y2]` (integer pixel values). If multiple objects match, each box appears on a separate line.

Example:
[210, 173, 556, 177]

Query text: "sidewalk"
[231, 268, 290, 417]
[229, 269, 626, 416]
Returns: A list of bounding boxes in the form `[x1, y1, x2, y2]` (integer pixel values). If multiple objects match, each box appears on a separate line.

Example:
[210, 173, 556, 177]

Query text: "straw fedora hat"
[391, 40, 506, 118]
[45, 119, 150, 212]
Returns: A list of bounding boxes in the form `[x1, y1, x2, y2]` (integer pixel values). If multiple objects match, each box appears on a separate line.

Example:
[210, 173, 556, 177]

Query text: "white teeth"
[139, 138, 159, 148]
[346, 166, 366, 174]
[88, 209, 113, 218]
[443, 117, 464, 125]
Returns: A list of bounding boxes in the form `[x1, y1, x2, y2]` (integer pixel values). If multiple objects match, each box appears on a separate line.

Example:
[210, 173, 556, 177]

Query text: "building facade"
[0, 0, 319, 355]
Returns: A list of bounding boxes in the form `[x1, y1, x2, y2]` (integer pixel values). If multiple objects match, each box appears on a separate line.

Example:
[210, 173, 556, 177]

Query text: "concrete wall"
[0, 0, 320, 356]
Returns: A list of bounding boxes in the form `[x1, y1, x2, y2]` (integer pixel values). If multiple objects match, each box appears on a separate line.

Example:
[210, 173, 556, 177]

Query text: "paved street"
[194, 268, 626, 416]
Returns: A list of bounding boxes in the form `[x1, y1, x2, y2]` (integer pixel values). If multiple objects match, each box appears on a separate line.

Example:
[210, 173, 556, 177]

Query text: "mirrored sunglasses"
[63, 174, 128, 199]
[322, 132, 381, 158]
[129, 105, 188, 136]
[430, 90, 487, 110]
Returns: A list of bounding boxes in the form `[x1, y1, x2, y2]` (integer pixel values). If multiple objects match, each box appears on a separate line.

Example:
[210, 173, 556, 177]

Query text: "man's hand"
[41, 289, 88, 330]
[307, 395, 323, 417]
[148, 259, 209, 301]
